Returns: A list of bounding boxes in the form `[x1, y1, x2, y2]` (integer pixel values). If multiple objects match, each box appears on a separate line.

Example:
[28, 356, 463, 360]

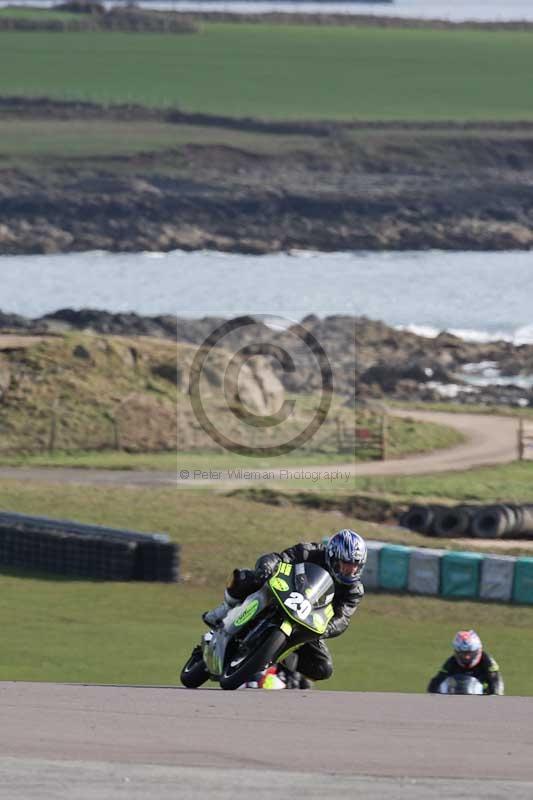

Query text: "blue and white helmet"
[325, 529, 367, 585]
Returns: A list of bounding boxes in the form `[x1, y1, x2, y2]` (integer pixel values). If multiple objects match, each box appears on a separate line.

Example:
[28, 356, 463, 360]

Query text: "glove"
[254, 554, 280, 583]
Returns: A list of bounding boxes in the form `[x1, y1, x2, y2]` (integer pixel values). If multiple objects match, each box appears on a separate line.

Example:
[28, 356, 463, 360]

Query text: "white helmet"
[453, 630, 482, 668]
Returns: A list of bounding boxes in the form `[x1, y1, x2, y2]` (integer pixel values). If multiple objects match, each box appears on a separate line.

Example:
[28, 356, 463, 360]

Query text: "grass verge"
[0, 482, 532, 692]
[351, 461, 533, 504]
[0, 576, 531, 694]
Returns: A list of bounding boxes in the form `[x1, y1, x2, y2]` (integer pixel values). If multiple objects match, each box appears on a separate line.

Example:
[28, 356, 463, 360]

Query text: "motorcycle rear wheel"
[180, 646, 210, 688]
[220, 628, 287, 691]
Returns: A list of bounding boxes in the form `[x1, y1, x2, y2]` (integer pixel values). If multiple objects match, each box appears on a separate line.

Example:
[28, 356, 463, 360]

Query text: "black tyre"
[471, 505, 514, 539]
[219, 629, 287, 691]
[401, 504, 443, 536]
[180, 646, 210, 688]
[433, 505, 476, 538]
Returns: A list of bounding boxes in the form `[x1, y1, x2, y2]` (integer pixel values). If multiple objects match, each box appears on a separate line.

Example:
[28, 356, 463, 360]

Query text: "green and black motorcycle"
[180, 561, 335, 690]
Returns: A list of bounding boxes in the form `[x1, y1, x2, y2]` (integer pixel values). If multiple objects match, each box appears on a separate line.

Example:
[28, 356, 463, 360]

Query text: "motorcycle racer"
[427, 630, 504, 695]
[202, 528, 367, 687]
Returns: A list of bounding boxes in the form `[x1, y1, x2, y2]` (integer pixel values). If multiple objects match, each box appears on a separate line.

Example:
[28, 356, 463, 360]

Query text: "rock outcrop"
[3, 108, 533, 254]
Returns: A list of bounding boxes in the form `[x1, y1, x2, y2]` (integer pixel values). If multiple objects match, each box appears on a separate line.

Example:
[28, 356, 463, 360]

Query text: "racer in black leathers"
[427, 651, 504, 695]
[209, 540, 365, 683]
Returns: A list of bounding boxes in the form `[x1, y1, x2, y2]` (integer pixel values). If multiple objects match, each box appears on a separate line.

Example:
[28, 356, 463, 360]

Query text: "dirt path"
[0, 410, 520, 488]
[355, 408, 520, 476]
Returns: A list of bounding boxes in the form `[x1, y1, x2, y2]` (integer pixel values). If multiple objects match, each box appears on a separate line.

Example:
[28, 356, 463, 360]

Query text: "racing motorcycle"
[438, 674, 484, 695]
[180, 561, 334, 690]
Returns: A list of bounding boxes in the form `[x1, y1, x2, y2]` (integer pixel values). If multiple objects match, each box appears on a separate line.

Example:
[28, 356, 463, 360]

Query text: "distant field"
[0, 7, 79, 20]
[2, 24, 533, 120]
[0, 118, 316, 159]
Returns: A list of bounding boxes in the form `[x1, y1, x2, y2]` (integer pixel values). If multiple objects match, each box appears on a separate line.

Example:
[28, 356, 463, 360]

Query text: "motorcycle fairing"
[268, 562, 334, 635]
[201, 584, 272, 678]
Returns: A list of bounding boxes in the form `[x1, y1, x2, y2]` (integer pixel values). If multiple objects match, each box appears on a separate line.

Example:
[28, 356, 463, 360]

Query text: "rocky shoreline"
[2, 310, 532, 407]
[3, 102, 533, 254]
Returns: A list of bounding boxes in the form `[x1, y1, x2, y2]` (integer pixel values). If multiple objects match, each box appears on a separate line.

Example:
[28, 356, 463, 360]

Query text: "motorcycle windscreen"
[443, 675, 484, 695]
[294, 562, 335, 607]
[269, 562, 335, 634]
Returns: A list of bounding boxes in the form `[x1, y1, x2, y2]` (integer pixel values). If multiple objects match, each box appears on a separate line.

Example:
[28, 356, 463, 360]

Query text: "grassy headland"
[2, 19, 533, 253]
[0, 331, 462, 462]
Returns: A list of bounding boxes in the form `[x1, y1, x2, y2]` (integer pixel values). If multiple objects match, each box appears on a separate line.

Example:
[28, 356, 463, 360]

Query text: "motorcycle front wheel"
[180, 645, 210, 688]
[219, 628, 287, 691]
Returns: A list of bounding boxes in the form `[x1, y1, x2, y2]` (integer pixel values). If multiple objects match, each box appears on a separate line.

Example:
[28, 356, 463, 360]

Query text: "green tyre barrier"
[378, 544, 412, 592]
[441, 551, 483, 599]
[512, 557, 533, 605]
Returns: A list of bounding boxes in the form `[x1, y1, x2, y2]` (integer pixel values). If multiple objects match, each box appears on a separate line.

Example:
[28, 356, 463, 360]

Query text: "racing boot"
[277, 664, 314, 690]
[258, 666, 286, 690]
[202, 589, 239, 628]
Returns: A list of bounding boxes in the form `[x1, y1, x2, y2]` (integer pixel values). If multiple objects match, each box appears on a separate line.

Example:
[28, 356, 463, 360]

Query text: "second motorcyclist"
[427, 629, 504, 695]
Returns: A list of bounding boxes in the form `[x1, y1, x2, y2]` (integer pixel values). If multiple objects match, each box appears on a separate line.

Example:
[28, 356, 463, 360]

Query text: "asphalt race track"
[1, 683, 532, 799]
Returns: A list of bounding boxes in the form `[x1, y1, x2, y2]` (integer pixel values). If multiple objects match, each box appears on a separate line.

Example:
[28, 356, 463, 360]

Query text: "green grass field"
[2, 24, 533, 120]
[0, 448, 358, 471]
[0, 7, 80, 21]
[0, 118, 316, 159]
[352, 461, 533, 503]
[1, 577, 530, 694]
[0, 481, 532, 692]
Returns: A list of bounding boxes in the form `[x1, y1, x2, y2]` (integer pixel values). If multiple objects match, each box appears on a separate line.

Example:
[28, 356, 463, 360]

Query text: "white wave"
[426, 382, 476, 399]
[398, 323, 442, 339]
[397, 323, 524, 344]
[514, 325, 533, 345]
[287, 250, 322, 258]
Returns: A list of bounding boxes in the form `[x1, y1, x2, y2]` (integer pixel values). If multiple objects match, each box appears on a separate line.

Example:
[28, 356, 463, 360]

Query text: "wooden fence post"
[518, 417, 525, 461]
[336, 416, 342, 452]
[48, 400, 59, 454]
[380, 414, 388, 461]
[112, 416, 121, 451]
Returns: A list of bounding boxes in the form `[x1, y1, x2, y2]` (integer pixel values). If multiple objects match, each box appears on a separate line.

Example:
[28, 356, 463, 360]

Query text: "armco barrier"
[365, 539, 533, 605]
[0, 511, 179, 582]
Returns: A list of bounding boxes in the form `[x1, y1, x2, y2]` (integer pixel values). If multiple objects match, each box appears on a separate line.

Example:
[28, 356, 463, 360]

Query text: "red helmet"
[453, 630, 482, 668]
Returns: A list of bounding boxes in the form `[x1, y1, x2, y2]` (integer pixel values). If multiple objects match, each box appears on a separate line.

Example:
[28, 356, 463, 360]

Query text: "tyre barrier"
[398, 504, 445, 536]
[366, 540, 533, 605]
[432, 505, 478, 538]
[401, 503, 533, 539]
[0, 511, 179, 581]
